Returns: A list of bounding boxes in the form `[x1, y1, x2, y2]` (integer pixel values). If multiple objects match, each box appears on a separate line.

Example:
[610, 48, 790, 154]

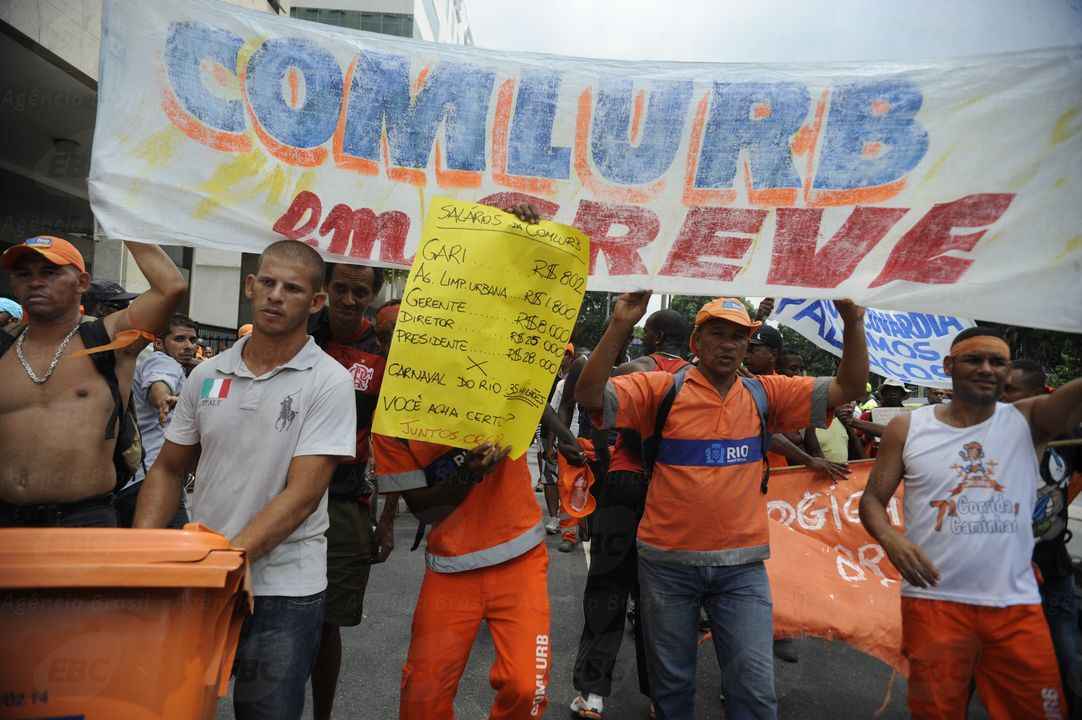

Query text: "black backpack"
[1, 318, 146, 491]
[642, 366, 773, 494]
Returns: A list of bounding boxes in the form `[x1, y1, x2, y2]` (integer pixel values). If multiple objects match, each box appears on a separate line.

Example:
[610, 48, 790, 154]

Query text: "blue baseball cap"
[0, 297, 21, 321]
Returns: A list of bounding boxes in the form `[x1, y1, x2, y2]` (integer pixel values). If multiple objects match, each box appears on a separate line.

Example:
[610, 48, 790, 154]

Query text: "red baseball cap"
[694, 297, 761, 333]
[1, 236, 86, 273]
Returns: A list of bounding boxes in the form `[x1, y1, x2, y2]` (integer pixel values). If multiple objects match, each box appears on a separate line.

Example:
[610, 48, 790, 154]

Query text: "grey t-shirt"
[129, 351, 187, 489]
[166, 335, 356, 596]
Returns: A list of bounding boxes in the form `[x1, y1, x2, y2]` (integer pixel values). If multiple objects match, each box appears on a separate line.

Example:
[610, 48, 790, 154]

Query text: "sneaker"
[569, 693, 603, 719]
[558, 539, 576, 553]
[544, 517, 560, 535]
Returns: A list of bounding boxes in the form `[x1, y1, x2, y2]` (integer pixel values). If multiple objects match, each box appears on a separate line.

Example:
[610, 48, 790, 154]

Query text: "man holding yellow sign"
[373, 201, 588, 719]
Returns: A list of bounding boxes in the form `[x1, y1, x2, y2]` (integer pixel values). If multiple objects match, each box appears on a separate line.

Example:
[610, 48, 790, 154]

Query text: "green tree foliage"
[1002, 326, 1082, 387]
[778, 326, 838, 376]
[569, 291, 612, 351]
[667, 295, 716, 329]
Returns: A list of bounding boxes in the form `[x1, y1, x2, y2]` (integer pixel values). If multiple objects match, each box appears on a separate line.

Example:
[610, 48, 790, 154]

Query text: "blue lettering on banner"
[813, 80, 929, 190]
[246, 37, 343, 149]
[340, 52, 494, 171]
[507, 70, 571, 179]
[656, 437, 763, 468]
[591, 79, 693, 185]
[165, 22, 246, 132]
[778, 299, 964, 387]
[793, 301, 843, 350]
[695, 82, 809, 190]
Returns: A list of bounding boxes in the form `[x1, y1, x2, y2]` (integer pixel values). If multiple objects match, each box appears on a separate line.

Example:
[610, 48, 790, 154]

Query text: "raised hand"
[833, 299, 865, 324]
[611, 291, 652, 327]
[755, 297, 775, 321]
[507, 204, 541, 225]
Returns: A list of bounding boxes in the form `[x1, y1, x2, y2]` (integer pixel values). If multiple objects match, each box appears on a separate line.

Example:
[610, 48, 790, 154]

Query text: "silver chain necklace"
[15, 322, 82, 384]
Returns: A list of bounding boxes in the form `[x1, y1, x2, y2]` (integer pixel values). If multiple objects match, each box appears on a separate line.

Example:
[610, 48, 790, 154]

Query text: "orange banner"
[764, 460, 907, 672]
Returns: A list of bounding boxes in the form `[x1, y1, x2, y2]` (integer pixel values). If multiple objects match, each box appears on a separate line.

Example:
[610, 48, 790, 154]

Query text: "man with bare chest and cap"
[0, 235, 186, 527]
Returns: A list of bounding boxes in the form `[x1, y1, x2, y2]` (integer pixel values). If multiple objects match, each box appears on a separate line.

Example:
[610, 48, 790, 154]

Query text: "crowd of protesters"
[1, 213, 1080, 720]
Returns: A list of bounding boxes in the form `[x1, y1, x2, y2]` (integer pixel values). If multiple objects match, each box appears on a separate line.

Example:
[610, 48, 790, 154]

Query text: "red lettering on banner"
[869, 193, 1014, 288]
[272, 190, 410, 262]
[573, 200, 657, 275]
[477, 192, 560, 220]
[319, 204, 411, 263]
[660, 207, 767, 280]
[768, 207, 908, 287]
[272, 190, 322, 242]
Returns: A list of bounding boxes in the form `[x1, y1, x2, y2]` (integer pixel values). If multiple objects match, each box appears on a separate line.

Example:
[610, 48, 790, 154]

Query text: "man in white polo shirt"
[135, 240, 356, 720]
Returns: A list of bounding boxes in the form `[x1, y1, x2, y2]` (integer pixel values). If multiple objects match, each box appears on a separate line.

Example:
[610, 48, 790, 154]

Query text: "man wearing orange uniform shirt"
[577, 293, 868, 720]
[570, 308, 690, 719]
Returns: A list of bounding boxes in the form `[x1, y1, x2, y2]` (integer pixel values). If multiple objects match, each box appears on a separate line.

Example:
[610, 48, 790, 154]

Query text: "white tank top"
[901, 403, 1040, 606]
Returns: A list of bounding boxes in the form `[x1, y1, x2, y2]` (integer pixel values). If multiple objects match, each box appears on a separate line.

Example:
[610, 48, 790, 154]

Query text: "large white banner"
[89, 0, 1082, 331]
[772, 298, 975, 389]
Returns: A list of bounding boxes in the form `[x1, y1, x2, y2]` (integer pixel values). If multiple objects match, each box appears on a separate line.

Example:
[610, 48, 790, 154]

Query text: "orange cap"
[237, 323, 253, 337]
[1, 235, 86, 273]
[564, 342, 575, 354]
[694, 297, 761, 332]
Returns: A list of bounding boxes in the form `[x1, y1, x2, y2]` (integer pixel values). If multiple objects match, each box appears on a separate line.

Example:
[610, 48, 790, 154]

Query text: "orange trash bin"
[0, 524, 251, 720]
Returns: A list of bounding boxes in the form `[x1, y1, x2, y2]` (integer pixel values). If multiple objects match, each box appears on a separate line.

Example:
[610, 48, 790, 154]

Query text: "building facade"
[1, 0, 472, 348]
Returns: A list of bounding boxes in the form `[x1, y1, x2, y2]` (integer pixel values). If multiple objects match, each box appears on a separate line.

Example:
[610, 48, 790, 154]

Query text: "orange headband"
[951, 336, 1010, 359]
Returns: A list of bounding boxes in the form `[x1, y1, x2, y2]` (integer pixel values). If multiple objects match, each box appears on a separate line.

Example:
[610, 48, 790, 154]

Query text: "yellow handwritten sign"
[373, 198, 589, 457]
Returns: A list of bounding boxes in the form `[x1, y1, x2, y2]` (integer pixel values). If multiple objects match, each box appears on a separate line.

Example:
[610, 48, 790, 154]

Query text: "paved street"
[216, 452, 989, 720]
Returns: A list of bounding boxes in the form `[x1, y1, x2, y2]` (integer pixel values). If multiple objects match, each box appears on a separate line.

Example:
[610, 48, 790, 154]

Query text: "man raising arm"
[860, 327, 1080, 719]
[0, 236, 185, 526]
[575, 292, 866, 720]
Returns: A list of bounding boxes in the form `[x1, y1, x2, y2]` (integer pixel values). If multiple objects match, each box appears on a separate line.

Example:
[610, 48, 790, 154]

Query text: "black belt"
[0, 493, 115, 527]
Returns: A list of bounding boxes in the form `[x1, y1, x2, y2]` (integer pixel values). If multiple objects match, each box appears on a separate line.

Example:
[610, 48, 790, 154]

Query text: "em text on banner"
[372, 199, 588, 458]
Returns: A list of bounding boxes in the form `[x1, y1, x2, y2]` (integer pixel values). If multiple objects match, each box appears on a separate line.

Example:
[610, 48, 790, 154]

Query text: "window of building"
[290, 7, 414, 37]
[423, 0, 441, 39]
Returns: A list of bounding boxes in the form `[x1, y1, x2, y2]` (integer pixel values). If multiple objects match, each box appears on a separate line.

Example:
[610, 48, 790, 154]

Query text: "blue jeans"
[233, 591, 326, 720]
[639, 557, 776, 720]
[1041, 574, 1080, 709]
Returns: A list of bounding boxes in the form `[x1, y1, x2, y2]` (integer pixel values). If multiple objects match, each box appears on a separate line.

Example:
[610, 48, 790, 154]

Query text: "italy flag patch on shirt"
[201, 378, 232, 399]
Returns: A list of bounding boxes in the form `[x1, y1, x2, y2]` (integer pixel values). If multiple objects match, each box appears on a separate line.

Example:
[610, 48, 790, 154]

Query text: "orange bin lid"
[0, 523, 249, 590]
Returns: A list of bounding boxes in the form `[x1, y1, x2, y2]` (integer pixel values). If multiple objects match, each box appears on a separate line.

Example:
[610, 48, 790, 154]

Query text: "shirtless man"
[0, 235, 186, 526]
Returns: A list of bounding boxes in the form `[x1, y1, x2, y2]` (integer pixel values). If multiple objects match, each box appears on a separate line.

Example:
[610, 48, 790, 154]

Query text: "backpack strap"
[77, 319, 123, 440]
[0, 327, 18, 358]
[642, 364, 693, 478]
[739, 376, 772, 494]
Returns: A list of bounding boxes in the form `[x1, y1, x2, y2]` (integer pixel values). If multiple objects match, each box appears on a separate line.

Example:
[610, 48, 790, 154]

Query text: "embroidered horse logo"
[276, 392, 299, 432]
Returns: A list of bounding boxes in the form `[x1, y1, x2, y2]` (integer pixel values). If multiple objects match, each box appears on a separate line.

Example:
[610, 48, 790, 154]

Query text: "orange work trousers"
[400, 542, 551, 720]
[902, 597, 1065, 719]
